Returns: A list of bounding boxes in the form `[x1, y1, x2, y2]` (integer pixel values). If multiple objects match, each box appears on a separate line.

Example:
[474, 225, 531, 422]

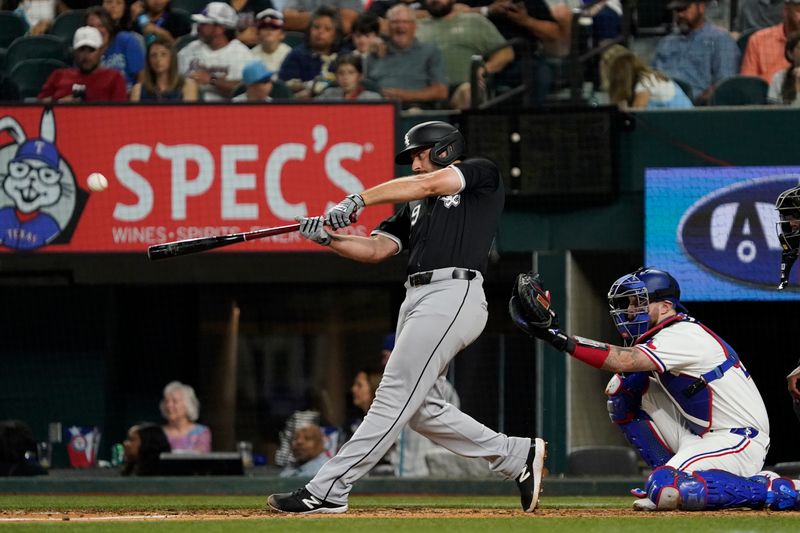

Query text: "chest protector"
[635, 315, 742, 435]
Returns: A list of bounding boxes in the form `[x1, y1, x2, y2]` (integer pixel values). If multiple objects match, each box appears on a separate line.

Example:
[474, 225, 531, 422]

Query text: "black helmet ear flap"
[430, 130, 466, 167]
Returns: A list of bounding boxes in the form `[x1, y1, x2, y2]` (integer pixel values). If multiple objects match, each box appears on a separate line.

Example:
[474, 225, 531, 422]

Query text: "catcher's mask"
[394, 121, 465, 167]
[607, 267, 687, 346]
[776, 185, 800, 254]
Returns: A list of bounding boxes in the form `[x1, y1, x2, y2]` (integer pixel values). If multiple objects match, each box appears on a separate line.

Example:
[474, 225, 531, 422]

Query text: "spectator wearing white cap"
[229, 0, 278, 47]
[251, 8, 293, 72]
[177, 1, 255, 100]
[38, 26, 128, 102]
[233, 60, 275, 101]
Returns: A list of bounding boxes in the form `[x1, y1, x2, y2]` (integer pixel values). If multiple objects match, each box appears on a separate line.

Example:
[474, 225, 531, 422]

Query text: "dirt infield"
[1, 507, 793, 522]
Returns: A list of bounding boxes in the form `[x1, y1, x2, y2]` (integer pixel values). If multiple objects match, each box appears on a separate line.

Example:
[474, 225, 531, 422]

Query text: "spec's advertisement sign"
[646, 167, 800, 300]
[0, 104, 394, 252]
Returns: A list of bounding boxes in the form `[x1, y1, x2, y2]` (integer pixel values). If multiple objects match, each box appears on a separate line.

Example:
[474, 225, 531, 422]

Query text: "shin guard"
[645, 466, 771, 510]
[606, 373, 672, 467]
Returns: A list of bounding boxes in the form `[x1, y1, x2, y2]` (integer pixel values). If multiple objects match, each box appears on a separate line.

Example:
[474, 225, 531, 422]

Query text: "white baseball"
[510, 132, 521, 143]
[87, 172, 108, 192]
[510, 167, 521, 177]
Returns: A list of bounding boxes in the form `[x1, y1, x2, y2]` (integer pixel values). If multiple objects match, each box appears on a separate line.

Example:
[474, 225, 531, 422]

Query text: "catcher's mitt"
[509, 272, 558, 336]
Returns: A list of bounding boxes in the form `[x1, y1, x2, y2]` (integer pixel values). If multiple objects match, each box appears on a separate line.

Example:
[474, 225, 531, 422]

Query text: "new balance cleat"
[267, 488, 348, 514]
[516, 437, 547, 512]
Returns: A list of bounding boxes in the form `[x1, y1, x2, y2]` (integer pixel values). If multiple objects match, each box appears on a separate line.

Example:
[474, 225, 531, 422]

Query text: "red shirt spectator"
[38, 26, 128, 102]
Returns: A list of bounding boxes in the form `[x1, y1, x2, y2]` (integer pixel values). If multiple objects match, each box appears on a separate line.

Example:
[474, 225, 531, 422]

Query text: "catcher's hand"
[509, 272, 558, 337]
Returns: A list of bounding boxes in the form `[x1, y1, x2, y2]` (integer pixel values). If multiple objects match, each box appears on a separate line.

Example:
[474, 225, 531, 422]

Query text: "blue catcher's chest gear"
[635, 315, 744, 435]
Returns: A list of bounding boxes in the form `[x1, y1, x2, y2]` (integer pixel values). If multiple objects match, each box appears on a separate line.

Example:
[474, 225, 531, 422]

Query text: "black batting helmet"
[395, 121, 465, 167]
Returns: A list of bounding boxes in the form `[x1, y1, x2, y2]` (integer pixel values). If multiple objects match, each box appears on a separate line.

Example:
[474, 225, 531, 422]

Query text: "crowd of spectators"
[3, 0, 800, 107]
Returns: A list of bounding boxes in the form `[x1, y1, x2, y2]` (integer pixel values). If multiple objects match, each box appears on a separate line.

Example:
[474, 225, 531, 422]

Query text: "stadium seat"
[283, 31, 305, 48]
[171, 0, 211, 14]
[10, 58, 68, 100]
[0, 12, 28, 49]
[566, 446, 640, 476]
[736, 28, 757, 55]
[49, 9, 87, 44]
[710, 75, 769, 106]
[171, 8, 193, 34]
[634, 0, 671, 36]
[270, 79, 293, 99]
[6, 35, 71, 74]
[175, 33, 197, 52]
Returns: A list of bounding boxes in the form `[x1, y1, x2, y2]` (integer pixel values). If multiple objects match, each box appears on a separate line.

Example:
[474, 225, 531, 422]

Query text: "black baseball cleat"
[267, 488, 348, 514]
[516, 438, 547, 512]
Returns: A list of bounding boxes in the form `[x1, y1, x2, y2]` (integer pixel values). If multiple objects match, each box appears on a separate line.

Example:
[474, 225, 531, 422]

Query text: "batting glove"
[326, 193, 365, 230]
[296, 216, 331, 246]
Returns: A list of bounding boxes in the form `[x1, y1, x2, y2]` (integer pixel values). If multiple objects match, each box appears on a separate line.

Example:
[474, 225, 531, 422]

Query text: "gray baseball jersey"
[305, 158, 531, 504]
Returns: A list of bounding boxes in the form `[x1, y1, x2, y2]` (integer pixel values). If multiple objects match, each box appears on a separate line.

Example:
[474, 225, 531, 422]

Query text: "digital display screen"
[645, 167, 800, 300]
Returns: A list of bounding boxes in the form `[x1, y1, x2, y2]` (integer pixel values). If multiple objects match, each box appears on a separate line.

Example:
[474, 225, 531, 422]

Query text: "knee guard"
[606, 373, 672, 467]
[645, 466, 771, 511]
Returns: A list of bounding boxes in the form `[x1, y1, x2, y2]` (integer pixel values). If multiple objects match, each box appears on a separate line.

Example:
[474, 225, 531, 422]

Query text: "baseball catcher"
[510, 267, 800, 511]
[775, 185, 800, 290]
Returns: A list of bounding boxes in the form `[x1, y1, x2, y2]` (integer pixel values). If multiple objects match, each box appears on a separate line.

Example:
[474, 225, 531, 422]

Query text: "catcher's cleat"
[516, 438, 547, 512]
[267, 488, 348, 514]
[632, 497, 658, 511]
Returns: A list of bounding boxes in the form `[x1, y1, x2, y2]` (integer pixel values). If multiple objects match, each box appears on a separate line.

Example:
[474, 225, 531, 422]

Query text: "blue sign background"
[645, 167, 800, 301]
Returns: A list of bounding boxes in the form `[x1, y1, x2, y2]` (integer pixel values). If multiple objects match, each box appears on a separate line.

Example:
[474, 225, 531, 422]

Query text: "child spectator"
[317, 54, 382, 100]
[232, 60, 274, 101]
[131, 35, 199, 101]
[251, 8, 292, 72]
[349, 11, 381, 57]
[607, 50, 693, 109]
[85, 6, 146, 88]
[229, 0, 276, 48]
[768, 31, 800, 104]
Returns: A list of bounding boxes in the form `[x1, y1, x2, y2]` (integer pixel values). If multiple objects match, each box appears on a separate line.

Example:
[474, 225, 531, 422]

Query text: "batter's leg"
[281, 277, 488, 511]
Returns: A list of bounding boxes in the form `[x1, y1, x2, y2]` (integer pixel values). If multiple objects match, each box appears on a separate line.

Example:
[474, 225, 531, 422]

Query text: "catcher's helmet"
[395, 121, 465, 166]
[776, 185, 800, 253]
[607, 267, 687, 346]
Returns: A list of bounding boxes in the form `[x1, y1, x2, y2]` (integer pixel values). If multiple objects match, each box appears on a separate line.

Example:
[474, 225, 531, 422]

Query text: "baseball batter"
[268, 121, 546, 514]
[510, 267, 800, 511]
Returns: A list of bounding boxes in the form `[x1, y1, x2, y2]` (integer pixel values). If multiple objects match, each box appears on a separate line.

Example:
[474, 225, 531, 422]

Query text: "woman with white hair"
[160, 381, 212, 453]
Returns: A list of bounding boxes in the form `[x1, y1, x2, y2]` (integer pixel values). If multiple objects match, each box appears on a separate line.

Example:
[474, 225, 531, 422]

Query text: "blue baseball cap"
[12, 138, 60, 169]
[242, 61, 273, 86]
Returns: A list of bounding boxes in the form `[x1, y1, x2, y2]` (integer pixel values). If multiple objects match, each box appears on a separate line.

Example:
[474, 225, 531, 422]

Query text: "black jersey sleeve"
[453, 158, 502, 194]
[371, 204, 411, 253]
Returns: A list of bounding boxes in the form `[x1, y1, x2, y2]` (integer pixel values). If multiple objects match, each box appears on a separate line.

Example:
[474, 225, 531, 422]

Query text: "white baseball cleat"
[632, 497, 658, 511]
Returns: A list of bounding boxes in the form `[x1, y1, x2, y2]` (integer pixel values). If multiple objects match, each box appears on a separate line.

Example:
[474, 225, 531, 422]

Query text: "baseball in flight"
[87, 172, 108, 192]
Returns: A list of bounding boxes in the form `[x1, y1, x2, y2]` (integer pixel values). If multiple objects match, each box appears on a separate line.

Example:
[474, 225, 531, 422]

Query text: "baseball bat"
[147, 223, 300, 261]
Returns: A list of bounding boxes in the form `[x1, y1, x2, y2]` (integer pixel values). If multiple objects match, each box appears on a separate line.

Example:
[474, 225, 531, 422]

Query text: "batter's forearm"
[327, 233, 397, 263]
[360, 169, 461, 205]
